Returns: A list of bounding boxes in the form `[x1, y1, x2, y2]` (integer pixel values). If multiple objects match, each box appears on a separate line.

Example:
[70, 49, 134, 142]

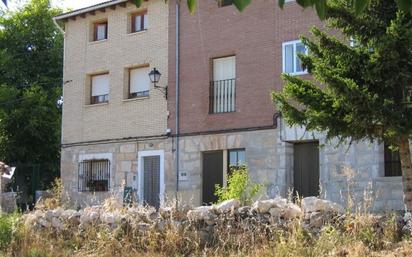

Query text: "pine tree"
[273, 0, 412, 209]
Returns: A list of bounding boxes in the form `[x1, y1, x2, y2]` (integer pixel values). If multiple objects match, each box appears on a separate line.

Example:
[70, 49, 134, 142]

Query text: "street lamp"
[149, 68, 167, 99]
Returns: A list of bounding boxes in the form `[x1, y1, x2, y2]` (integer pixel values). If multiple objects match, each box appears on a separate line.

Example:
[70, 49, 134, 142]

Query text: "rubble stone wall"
[61, 138, 174, 208]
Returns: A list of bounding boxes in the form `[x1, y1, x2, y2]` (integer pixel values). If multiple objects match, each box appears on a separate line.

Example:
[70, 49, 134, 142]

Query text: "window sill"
[85, 102, 109, 107]
[122, 96, 149, 102]
[375, 176, 402, 182]
[209, 111, 236, 115]
[127, 30, 148, 36]
[88, 39, 108, 45]
[283, 71, 308, 76]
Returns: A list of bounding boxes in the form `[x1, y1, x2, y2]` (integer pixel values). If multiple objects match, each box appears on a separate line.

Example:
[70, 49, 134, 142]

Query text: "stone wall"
[61, 138, 174, 208]
[61, 125, 407, 211]
[279, 123, 406, 211]
[174, 129, 281, 206]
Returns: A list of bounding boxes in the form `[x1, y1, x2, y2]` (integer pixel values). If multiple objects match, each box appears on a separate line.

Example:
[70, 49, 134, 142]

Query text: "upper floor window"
[384, 143, 402, 177]
[91, 73, 109, 104]
[129, 66, 150, 98]
[78, 159, 110, 192]
[282, 40, 308, 75]
[210, 56, 236, 114]
[218, 0, 233, 7]
[131, 11, 148, 33]
[93, 20, 108, 41]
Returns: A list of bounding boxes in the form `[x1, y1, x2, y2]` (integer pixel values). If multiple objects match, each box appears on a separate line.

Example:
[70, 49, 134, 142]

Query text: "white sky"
[6, 0, 108, 11]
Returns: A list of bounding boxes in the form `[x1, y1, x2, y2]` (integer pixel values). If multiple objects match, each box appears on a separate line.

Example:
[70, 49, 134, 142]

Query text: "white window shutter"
[135, 16, 142, 31]
[213, 56, 236, 81]
[130, 67, 150, 93]
[96, 24, 106, 40]
[143, 14, 148, 30]
[91, 74, 109, 96]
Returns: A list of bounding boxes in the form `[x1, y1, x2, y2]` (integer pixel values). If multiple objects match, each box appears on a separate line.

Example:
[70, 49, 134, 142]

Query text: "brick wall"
[61, 0, 168, 144]
[167, 0, 322, 134]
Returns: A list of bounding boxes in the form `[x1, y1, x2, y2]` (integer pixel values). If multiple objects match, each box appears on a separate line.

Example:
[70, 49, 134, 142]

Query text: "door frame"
[292, 140, 320, 197]
[137, 150, 165, 206]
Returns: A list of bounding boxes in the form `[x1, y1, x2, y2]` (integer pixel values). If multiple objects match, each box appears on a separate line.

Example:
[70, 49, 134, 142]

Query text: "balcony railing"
[209, 78, 236, 114]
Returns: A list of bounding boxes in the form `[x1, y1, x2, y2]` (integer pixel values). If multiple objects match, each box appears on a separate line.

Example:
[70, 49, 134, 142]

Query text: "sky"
[6, 0, 108, 11]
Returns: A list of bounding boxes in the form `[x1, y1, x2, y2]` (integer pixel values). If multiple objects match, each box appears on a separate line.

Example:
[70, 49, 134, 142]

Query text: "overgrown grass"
[0, 212, 19, 252]
[1, 210, 410, 257]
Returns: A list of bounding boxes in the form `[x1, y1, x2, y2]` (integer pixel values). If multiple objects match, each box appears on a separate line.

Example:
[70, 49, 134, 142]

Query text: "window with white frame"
[129, 67, 150, 98]
[282, 40, 308, 75]
[91, 73, 109, 104]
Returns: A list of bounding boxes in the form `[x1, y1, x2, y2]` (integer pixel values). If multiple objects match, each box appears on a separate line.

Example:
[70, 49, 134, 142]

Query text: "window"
[384, 144, 402, 177]
[129, 67, 150, 98]
[218, 0, 233, 7]
[131, 11, 148, 33]
[78, 159, 110, 192]
[282, 40, 308, 75]
[210, 56, 236, 113]
[93, 21, 108, 41]
[91, 73, 109, 104]
[228, 149, 246, 173]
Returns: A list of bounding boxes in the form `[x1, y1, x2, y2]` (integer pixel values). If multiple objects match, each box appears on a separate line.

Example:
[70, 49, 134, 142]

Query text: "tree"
[272, 0, 412, 209]
[0, 0, 63, 190]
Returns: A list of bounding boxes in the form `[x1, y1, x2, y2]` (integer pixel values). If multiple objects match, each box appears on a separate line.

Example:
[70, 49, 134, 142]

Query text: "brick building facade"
[168, 0, 405, 210]
[56, 0, 406, 211]
[55, 0, 174, 207]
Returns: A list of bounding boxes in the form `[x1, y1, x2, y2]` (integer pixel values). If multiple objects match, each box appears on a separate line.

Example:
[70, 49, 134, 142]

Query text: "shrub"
[0, 212, 19, 251]
[214, 165, 262, 205]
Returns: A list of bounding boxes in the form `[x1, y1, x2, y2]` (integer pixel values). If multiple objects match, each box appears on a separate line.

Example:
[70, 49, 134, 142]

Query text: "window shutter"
[91, 74, 109, 96]
[134, 15, 142, 32]
[130, 67, 150, 93]
[143, 14, 148, 30]
[213, 56, 236, 81]
[284, 44, 294, 73]
[96, 23, 106, 40]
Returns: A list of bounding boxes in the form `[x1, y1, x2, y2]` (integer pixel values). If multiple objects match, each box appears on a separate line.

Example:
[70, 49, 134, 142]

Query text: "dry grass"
[3, 178, 411, 257]
[2, 209, 410, 257]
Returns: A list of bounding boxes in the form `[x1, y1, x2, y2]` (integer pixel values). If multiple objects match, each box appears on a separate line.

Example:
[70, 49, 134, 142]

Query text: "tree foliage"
[273, 0, 412, 208]
[273, 0, 412, 145]
[0, 0, 63, 184]
[215, 165, 262, 205]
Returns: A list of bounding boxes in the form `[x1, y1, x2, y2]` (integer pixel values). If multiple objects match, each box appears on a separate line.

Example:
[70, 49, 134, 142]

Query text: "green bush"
[0, 213, 19, 251]
[214, 165, 262, 205]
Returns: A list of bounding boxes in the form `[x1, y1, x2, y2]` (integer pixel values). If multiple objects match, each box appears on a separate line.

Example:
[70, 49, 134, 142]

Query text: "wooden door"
[293, 142, 320, 197]
[143, 156, 161, 208]
[202, 151, 223, 205]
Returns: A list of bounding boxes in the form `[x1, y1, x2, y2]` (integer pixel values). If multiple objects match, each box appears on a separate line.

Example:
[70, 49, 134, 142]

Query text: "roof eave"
[53, 0, 129, 22]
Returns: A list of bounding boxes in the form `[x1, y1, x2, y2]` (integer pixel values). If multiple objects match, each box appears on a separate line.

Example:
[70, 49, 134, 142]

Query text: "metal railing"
[209, 78, 236, 113]
[78, 159, 110, 192]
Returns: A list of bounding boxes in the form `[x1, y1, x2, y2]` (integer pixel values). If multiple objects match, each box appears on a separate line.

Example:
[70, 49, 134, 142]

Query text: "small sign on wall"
[179, 171, 188, 181]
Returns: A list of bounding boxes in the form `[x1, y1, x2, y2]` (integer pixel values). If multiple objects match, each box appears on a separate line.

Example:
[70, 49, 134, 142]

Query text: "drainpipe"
[175, 0, 180, 208]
